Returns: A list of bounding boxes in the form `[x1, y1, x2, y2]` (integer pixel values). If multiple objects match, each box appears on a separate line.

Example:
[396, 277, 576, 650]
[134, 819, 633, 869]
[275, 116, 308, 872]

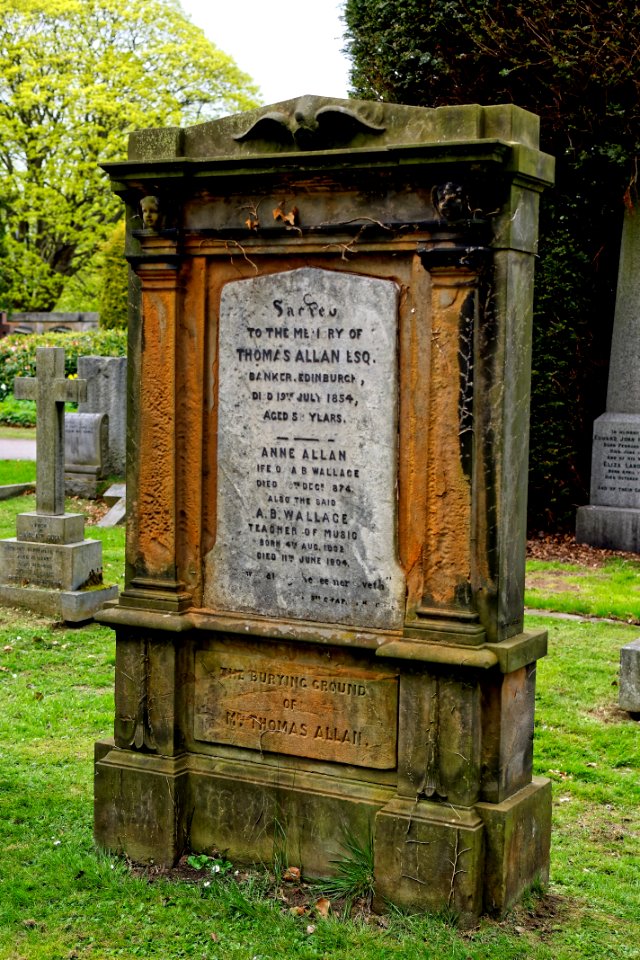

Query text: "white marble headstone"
[204, 267, 405, 629]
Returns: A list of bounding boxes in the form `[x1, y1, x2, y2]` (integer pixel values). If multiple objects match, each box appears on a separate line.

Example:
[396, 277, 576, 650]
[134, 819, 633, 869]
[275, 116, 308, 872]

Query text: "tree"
[98, 221, 128, 330]
[0, 0, 260, 311]
[343, 0, 640, 528]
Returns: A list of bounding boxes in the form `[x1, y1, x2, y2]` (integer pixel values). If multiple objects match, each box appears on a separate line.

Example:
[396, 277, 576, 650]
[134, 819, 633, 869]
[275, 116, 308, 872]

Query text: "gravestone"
[0, 347, 117, 621]
[94, 96, 554, 925]
[77, 356, 127, 476]
[577, 206, 640, 550]
[619, 639, 640, 715]
[65, 412, 109, 498]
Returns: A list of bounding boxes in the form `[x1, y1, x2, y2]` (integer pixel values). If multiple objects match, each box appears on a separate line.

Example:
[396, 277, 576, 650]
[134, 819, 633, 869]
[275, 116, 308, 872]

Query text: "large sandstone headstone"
[94, 96, 554, 925]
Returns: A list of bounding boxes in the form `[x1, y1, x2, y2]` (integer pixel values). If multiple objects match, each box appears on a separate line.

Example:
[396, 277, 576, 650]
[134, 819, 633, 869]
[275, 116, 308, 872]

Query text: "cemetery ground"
[0, 488, 638, 959]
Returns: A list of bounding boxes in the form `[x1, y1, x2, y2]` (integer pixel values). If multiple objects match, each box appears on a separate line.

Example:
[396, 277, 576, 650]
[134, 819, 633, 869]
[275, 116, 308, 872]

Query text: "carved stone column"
[416, 226, 491, 641]
[121, 229, 191, 612]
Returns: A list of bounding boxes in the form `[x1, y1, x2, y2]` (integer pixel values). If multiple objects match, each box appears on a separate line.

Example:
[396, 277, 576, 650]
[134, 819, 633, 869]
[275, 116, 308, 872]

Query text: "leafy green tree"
[98, 221, 128, 330]
[0, 0, 260, 312]
[0, 220, 10, 312]
[343, 0, 640, 528]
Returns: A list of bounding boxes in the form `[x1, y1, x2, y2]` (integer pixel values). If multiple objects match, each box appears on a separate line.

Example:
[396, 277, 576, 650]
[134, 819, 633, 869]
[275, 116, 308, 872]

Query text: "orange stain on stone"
[137, 277, 177, 576]
[423, 273, 473, 606]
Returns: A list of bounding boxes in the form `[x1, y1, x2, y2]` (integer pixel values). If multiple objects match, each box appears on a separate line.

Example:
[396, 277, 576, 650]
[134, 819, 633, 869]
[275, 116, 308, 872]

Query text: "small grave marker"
[0, 347, 117, 621]
[65, 412, 109, 499]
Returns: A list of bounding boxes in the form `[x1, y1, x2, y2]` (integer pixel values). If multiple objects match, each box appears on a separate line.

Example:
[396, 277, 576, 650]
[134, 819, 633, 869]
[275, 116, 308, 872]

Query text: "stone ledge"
[0, 483, 34, 501]
[0, 583, 118, 622]
[96, 603, 547, 673]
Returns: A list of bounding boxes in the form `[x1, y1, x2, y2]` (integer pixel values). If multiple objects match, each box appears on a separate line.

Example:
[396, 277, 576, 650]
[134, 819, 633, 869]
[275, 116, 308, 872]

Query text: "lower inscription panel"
[194, 646, 398, 769]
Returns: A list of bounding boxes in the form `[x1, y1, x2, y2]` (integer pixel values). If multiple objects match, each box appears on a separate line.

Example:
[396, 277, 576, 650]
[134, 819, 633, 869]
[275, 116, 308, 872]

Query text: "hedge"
[0, 329, 127, 398]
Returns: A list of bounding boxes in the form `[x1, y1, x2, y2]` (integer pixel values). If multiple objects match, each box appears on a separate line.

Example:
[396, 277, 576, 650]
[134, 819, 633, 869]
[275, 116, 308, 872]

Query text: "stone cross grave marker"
[14, 347, 87, 514]
[0, 346, 118, 621]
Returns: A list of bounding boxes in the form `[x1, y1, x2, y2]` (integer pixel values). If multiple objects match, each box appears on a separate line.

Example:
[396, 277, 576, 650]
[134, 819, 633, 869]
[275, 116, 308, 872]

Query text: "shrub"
[0, 329, 127, 398]
[0, 396, 36, 427]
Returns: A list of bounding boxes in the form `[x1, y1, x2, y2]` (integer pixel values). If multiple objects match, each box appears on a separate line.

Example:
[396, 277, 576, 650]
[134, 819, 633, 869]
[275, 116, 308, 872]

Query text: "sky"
[179, 0, 351, 106]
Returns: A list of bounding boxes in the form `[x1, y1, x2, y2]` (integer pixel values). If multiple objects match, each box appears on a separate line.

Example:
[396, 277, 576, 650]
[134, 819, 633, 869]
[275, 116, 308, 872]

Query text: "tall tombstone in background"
[577, 206, 640, 550]
[94, 96, 554, 925]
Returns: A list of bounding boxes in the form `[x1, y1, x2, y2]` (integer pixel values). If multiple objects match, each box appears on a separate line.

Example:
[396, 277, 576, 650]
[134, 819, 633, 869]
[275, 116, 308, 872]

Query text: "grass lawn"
[0, 490, 638, 957]
[0, 461, 36, 486]
[0, 425, 36, 441]
[526, 557, 640, 622]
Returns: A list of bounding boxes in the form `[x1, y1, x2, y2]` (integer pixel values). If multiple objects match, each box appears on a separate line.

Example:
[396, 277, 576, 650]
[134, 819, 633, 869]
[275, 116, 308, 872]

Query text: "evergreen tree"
[344, 0, 640, 527]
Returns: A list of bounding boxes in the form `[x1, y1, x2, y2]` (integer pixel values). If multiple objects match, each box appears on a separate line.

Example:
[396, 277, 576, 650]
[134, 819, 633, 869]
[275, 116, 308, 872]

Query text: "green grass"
[315, 827, 375, 910]
[0, 460, 36, 485]
[0, 608, 638, 958]
[525, 557, 640, 622]
[0, 425, 36, 440]
[0, 485, 639, 957]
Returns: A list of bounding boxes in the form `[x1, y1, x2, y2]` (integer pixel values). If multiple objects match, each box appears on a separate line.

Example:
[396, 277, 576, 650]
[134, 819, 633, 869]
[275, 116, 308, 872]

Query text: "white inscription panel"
[591, 413, 640, 508]
[204, 268, 405, 629]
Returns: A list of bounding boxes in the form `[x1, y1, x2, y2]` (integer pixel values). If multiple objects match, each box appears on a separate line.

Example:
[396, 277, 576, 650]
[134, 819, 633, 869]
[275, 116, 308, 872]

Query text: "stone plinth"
[94, 96, 554, 925]
[576, 411, 640, 550]
[0, 536, 102, 589]
[0, 522, 117, 621]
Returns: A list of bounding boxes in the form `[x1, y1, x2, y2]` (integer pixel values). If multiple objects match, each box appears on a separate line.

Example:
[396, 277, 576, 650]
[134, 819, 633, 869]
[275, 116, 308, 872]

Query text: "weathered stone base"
[0, 536, 103, 590]
[65, 474, 100, 499]
[476, 777, 552, 913]
[619, 638, 640, 713]
[0, 583, 118, 622]
[373, 779, 550, 925]
[374, 797, 485, 922]
[94, 740, 551, 926]
[94, 742, 189, 865]
[187, 754, 393, 877]
[95, 741, 394, 875]
[576, 504, 640, 552]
